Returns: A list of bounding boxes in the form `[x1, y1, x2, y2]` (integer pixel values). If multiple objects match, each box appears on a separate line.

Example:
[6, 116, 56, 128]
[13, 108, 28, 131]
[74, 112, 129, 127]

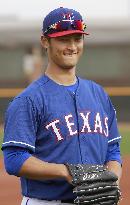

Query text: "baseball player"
[2, 7, 122, 205]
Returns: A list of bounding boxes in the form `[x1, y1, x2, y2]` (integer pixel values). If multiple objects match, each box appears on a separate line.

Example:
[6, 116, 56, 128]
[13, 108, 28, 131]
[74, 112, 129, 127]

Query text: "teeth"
[64, 53, 77, 55]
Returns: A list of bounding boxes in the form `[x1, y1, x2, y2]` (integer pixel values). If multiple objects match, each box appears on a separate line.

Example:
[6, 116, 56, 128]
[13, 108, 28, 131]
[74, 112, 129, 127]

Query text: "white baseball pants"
[21, 196, 73, 205]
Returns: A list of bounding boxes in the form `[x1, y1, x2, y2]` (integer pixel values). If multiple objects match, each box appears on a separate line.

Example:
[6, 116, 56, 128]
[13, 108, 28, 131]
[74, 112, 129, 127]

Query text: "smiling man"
[42, 34, 83, 69]
[2, 7, 122, 205]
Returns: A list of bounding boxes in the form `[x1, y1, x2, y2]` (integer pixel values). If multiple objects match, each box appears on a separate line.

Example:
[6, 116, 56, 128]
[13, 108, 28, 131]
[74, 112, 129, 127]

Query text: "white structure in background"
[0, 17, 130, 46]
[23, 47, 43, 83]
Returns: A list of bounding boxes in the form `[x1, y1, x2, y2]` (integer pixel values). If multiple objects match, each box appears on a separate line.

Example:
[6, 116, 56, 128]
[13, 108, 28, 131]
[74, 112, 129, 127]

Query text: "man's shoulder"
[16, 75, 48, 98]
[79, 77, 108, 99]
[79, 77, 104, 90]
[8, 75, 49, 109]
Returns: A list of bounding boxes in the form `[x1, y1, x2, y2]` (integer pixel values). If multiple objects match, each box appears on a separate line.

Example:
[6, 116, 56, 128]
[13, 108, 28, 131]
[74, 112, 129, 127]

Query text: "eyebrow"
[58, 34, 83, 39]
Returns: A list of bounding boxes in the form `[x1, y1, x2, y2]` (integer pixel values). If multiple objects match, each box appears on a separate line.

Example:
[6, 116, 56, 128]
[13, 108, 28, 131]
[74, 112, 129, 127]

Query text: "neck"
[45, 63, 77, 86]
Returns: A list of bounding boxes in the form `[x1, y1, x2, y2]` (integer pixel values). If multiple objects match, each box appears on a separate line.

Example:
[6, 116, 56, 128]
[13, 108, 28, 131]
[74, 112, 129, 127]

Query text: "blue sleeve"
[93, 83, 121, 145]
[2, 96, 38, 152]
[105, 142, 122, 164]
[107, 96, 121, 144]
[3, 146, 32, 176]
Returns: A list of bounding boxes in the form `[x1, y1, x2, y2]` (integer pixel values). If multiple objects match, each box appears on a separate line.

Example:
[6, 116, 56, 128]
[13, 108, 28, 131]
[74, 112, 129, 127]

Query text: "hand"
[62, 164, 73, 184]
[65, 164, 121, 205]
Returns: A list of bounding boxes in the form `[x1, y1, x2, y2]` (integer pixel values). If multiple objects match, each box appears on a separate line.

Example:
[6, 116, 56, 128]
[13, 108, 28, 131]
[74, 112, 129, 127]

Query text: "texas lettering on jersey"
[46, 111, 108, 141]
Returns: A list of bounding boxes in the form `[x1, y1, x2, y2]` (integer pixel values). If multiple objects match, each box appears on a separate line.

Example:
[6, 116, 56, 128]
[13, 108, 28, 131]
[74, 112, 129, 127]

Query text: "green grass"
[119, 128, 130, 155]
[0, 125, 130, 155]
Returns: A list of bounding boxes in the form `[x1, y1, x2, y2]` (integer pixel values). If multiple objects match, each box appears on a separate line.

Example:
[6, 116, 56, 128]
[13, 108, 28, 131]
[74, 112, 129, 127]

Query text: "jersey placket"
[62, 81, 83, 164]
[73, 93, 84, 164]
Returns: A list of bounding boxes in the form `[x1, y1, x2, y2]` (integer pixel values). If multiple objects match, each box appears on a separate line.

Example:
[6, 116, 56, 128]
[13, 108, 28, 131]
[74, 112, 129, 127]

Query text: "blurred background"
[0, 0, 130, 205]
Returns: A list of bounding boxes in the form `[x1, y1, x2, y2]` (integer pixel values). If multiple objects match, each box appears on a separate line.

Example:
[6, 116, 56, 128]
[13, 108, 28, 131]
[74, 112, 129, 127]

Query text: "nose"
[67, 40, 77, 50]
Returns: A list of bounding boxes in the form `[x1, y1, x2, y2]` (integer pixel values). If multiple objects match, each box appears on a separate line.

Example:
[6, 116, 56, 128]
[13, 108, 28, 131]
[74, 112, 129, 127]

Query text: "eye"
[75, 37, 83, 42]
[62, 39, 67, 42]
[57, 37, 68, 42]
[61, 38, 69, 42]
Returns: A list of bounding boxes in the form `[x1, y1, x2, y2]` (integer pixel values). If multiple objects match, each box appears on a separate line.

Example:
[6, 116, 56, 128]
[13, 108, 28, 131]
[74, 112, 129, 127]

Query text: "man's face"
[47, 34, 84, 70]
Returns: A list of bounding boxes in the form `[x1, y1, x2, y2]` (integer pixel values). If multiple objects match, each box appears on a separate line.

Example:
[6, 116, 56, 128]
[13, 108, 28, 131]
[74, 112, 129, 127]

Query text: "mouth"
[63, 52, 77, 57]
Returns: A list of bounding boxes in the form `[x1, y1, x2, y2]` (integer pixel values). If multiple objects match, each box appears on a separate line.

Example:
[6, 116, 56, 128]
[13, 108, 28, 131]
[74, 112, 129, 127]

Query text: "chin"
[63, 66, 76, 70]
[63, 61, 77, 69]
[60, 62, 76, 69]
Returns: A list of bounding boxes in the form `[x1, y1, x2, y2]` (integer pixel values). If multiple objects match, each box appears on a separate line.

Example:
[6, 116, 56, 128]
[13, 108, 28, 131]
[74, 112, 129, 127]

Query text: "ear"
[41, 35, 49, 49]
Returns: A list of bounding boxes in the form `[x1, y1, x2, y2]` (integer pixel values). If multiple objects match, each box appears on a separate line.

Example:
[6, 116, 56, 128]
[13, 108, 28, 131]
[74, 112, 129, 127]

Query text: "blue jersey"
[2, 75, 121, 200]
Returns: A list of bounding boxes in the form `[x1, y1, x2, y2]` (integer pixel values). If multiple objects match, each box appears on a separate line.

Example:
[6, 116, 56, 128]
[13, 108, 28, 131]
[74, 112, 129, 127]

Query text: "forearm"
[105, 160, 122, 185]
[18, 156, 71, 181]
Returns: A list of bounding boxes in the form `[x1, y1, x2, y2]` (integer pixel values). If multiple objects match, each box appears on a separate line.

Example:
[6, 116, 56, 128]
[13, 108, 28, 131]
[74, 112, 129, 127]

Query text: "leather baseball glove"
[66, 164, 121, 205]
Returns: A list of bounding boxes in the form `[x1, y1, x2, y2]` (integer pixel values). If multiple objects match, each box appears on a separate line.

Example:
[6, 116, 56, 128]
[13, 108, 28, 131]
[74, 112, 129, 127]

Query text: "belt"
[61, 199, 74, 203]
[45, 199, 74, 204]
